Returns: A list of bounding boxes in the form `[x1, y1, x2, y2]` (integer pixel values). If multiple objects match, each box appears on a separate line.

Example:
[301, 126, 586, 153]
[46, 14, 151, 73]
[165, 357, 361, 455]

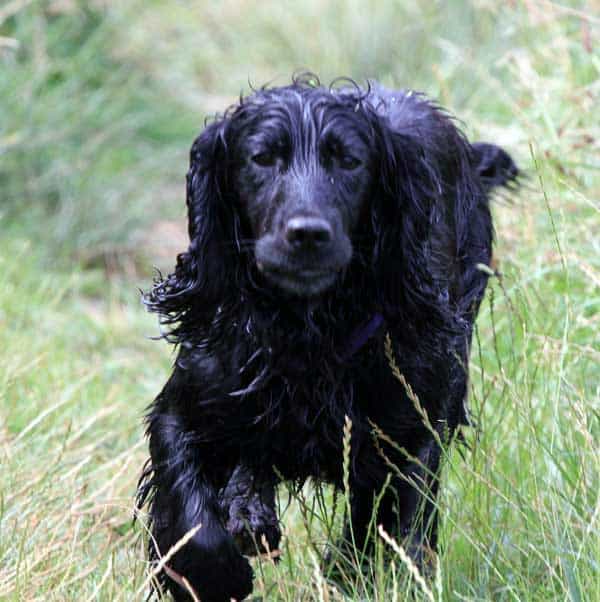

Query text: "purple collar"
[342, 313, 385, 360]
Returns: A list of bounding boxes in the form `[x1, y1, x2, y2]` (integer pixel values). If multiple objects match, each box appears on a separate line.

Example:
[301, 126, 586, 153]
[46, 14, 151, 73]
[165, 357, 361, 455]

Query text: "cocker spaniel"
[137, 76, 518, 601]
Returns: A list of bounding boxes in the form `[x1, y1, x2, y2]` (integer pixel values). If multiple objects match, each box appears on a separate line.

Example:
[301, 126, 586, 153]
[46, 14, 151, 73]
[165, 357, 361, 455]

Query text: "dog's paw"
[228, 517, 281, 558]
[226, 505, 281, 558]
[167, 536, 254, 602]
[221, 477, 281, 558]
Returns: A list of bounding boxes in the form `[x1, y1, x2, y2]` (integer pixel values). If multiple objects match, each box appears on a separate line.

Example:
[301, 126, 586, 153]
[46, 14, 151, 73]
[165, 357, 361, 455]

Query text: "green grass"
[0, 1, 598, 600]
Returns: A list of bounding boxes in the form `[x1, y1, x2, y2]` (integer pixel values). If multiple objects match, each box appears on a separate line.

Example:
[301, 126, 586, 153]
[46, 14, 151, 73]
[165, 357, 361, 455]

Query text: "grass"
[0, 0, 598, 600]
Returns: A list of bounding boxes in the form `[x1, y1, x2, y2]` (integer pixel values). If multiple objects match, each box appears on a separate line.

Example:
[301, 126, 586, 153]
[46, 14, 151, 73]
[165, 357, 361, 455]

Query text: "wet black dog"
[137, 77, 518, 601]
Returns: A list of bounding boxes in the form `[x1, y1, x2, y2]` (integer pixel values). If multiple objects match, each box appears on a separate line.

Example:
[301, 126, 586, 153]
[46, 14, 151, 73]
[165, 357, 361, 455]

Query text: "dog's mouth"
[257, 262, 339, 296]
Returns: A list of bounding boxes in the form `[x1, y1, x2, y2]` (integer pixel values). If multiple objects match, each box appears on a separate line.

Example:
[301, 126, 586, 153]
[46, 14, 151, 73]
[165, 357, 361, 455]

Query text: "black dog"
[137, 76, 518, 601]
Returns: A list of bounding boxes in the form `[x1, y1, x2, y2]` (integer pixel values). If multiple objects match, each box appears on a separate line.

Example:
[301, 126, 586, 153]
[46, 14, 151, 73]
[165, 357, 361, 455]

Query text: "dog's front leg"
[374, 440, 442, 566]
[332, 439, 442, 573]
[146, 411, 254, 602]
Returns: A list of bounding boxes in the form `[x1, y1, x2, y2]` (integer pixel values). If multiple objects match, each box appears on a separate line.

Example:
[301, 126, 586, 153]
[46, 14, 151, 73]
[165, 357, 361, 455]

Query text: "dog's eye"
[251, 152, 277, 167]
[338, 155, 361, 170]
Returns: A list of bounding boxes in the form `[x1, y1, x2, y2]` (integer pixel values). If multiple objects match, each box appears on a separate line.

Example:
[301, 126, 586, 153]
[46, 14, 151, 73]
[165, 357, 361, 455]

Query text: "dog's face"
[170, 81, 517, 317]
[230, 89, 375, 296]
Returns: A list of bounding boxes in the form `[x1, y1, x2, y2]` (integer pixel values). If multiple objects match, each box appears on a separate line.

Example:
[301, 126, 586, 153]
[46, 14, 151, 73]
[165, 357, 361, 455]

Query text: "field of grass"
[0, 1, 598, 600]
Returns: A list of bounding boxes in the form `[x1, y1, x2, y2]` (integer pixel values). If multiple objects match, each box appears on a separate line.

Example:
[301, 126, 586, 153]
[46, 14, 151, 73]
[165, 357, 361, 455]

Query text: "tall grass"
[0, 1, 193, 262]
[0, 1, 598, 600]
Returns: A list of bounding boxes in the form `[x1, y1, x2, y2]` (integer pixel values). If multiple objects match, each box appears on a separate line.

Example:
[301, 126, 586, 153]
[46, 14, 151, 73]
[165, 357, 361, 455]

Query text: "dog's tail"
[472, 142, 520, 194]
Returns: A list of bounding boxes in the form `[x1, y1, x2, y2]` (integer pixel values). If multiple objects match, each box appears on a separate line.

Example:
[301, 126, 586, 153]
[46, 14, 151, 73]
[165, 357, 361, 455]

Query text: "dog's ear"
[368, 96, 488, 330]
[471, 142, 519, 193]
[145, 117, 239, 340]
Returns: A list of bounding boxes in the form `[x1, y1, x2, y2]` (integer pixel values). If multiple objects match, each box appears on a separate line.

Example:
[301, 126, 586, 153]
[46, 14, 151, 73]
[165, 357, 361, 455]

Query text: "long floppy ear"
[144, 117, 240, 343]
[368, 93, 491, 333]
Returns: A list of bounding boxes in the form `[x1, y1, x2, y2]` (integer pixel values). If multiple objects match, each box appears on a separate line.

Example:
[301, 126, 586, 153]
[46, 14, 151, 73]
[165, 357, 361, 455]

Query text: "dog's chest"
[236, 374, 354, 482]
[240, 349, 394, 483]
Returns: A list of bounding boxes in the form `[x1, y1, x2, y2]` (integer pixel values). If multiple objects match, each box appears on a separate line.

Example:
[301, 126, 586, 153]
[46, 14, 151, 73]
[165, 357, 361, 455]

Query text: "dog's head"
[147, 78, 518, 330]
[228, 85, 377, 296]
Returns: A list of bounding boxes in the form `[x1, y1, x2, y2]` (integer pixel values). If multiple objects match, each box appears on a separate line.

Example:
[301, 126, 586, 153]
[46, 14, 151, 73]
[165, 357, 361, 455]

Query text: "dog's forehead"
[239, 85, 373, 143]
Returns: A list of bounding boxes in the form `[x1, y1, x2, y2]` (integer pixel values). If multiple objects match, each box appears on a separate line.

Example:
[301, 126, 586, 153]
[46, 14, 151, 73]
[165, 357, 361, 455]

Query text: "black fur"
[137, 76, 519, 601]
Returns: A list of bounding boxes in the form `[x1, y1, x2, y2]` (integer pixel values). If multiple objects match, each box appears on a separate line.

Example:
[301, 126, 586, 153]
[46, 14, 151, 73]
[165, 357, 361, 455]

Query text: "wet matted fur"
[137, 76, 519, 601]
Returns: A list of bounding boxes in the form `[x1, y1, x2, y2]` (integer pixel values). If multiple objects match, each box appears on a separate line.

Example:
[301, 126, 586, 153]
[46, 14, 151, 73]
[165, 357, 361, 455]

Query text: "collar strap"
[342, 313, 385, 360]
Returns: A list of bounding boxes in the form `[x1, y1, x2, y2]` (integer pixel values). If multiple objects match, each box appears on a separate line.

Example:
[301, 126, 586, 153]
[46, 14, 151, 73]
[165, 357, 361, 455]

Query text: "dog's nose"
[285, 216, 332, 248]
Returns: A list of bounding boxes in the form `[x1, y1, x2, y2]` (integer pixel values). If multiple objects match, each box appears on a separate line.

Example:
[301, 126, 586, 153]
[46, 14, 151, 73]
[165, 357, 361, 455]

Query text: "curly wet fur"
[136, 76, 519, 601]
